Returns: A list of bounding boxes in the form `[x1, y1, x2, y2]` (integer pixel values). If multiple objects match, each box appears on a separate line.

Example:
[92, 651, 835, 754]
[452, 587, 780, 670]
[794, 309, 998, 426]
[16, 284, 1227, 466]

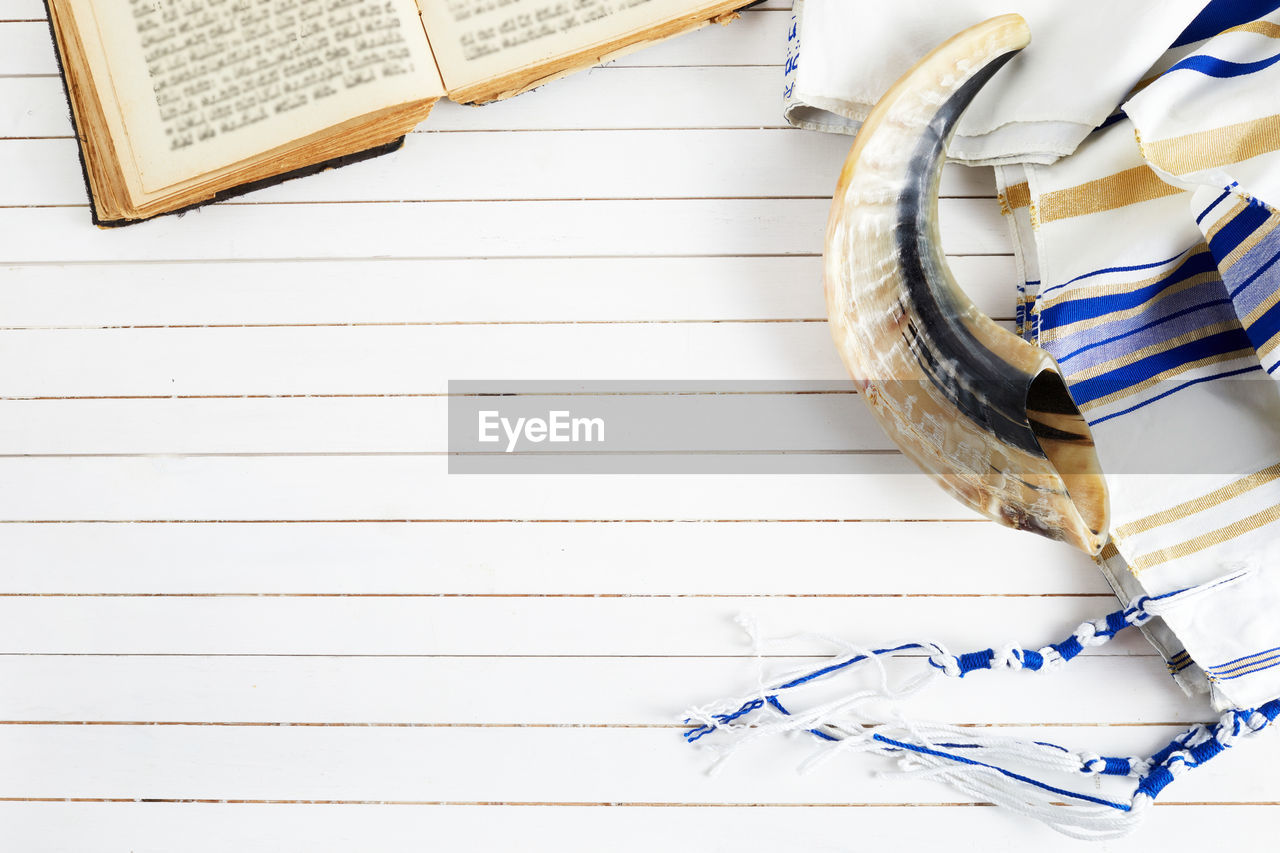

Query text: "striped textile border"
[1166, 649, 1194, 675]
[1205, 645, 1280, 681]
[1198, 189, 1280, 373]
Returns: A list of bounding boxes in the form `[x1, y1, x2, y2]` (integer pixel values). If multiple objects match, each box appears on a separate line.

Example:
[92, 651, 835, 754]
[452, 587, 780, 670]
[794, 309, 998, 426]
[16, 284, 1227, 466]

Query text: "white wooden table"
[1, 2, 1273, 849]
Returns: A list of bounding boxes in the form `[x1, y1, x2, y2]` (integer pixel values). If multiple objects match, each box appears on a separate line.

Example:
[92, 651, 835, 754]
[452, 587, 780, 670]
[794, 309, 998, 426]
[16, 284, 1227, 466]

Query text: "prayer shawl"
[999, 3, 1280, 713]
[688, 1, 1280, 838]
[782, 0, 1207, 165]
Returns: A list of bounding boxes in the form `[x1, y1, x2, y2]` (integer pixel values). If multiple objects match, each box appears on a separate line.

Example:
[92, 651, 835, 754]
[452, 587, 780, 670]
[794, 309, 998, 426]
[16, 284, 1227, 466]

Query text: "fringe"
[683, 572, 1275, 840]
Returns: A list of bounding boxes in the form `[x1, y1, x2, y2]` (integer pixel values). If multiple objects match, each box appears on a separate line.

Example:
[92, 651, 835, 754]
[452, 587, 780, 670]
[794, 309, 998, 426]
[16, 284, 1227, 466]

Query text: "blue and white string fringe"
[683, 571, 1275, 840]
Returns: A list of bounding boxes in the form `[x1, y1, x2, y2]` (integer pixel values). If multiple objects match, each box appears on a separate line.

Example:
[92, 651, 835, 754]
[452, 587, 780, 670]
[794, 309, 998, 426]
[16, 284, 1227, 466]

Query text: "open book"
[46, 0, 754, 225]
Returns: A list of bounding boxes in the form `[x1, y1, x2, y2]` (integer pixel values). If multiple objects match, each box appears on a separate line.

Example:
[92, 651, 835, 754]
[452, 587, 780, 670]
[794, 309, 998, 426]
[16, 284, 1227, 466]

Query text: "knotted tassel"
[683, 572, 1269, 840]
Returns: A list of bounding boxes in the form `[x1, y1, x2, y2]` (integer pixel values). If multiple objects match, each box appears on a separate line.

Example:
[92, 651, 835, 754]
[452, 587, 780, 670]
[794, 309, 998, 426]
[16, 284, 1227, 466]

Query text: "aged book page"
[73, 0, 445, 193]
[418, 0, 735, 98]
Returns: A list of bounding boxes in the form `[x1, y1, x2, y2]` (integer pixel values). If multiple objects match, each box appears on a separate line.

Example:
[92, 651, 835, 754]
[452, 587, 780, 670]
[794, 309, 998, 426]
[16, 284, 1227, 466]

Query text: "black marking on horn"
[894, 48, 1047, 457]
[1025, 420, 1092, 443]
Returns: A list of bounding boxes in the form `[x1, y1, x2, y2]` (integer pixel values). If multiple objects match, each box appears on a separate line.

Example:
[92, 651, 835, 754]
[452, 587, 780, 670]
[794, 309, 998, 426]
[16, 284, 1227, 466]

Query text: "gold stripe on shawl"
[1204, 198, 1250, 243]
[1132, 501, 1280, 572]
[1220, 210, 1280, 271]
[1114, 460, 1280, 538]
[1224, 21, 1280, 38]
[1078, 348, 1255, 412]
[1207, 647, 1280, 675]
[1208, 657, 1280, 681]
[1036, 246, 1213, 319]
[1038, 270, 1221, 344]
[1242, 274, 1280, 329]
[1039, 166, 1183, 223]
[1142, 114, 1280, 175]
[1065, 319, 1244, 382]
[998, 181, 1031, 215]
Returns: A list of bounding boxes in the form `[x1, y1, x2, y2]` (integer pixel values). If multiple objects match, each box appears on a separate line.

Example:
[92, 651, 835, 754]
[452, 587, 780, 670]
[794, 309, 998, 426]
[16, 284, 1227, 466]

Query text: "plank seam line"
[0, 194, 996, 208]
[0, 720, 1201, 729]
[0, 254, 1013, 266]
[0, 318, 1014, 329]
[0, 451, 907, 460]
[0, 319, 840, 329]
[0, 798, 1255, 807]
[1, 392, 866, 400]
[0, 592, 1113, 599]
[0, 652, 1159, 659]
[0, 518, 991, 524]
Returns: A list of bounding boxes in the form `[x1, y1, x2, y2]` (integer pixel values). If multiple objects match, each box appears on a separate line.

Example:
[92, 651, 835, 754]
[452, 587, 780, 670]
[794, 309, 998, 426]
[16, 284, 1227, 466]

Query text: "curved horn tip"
[822, 11, 1109, 554]
[981, 13, 1031, 50]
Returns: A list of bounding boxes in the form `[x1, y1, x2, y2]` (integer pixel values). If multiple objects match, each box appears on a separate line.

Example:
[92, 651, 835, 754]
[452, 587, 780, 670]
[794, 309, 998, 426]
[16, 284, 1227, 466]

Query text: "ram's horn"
[824, 14, 1108, 554]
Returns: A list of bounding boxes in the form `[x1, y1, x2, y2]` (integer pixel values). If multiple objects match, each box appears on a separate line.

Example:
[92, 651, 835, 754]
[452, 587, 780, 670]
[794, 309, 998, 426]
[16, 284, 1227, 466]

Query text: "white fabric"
[785, 0, 1280, 713]
[1000, 7, 1280, 712]
[783, 0, 1206, 165]
[703, 3, 1280, 832]
[1126, 22, 1280, 204]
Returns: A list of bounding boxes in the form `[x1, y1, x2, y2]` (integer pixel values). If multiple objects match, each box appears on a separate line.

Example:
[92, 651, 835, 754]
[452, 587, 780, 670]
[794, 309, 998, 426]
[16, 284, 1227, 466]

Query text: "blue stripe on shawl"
[1164, 48, 1280, 79]
[1214, 658, 1280, 680]
[1208, 645, 1280, 676]
[1068, 327, 1254, 405]
[1037, 248, 1196, 300]
[1209, 201, 1273, 260]
[869, 735, 1130, 812]
[1055, 296, 1234, 370]
[1089, 365, 1263, 426]
[1208, 645, 1280, 672]
[1228, 241, 1280, 302]
[1038, 251, 1218, 329]
[1245, 293, 1280, 350]
[1209, 652, 1280, 680]
[1196, 186, 1236, 225]
[1172, 0, 1280, 48]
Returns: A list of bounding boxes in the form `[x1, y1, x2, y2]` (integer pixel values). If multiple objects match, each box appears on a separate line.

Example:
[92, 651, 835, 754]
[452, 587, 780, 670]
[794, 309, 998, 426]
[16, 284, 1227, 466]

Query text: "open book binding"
[45, 0, 755, 225]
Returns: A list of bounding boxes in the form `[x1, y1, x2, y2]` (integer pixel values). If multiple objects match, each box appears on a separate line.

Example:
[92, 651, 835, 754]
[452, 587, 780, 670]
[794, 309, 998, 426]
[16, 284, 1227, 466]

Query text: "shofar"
[824, 14, 1109, 553]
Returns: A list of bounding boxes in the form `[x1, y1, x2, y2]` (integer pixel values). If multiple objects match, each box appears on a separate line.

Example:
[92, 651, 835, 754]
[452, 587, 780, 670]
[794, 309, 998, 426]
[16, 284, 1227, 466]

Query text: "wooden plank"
[0, 255, 1016, 327]
[2, 801, 1273, 853]
[0, 77, 70, 137]
[0, 197, 1009, 262]
[0, 724, 1258, 803]
[0, 1, 47, 20]
[0, 394, 900, 453]
[0, 456, 986, 521]
[0, 596, 1149, 656]
[0, 654, 1198, 725]
[0, 323, 840, 396]
[0, 135, 998, 205]
[0, 21, 55, 75]
[0, 520, 1103, 596]
[0, 321, 1007, 397]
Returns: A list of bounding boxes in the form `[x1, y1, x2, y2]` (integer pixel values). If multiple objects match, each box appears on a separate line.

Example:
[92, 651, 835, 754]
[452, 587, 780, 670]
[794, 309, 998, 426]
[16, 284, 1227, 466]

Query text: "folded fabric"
[783, 0, 1207, 165]
[1001, 0, 1280, 711]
